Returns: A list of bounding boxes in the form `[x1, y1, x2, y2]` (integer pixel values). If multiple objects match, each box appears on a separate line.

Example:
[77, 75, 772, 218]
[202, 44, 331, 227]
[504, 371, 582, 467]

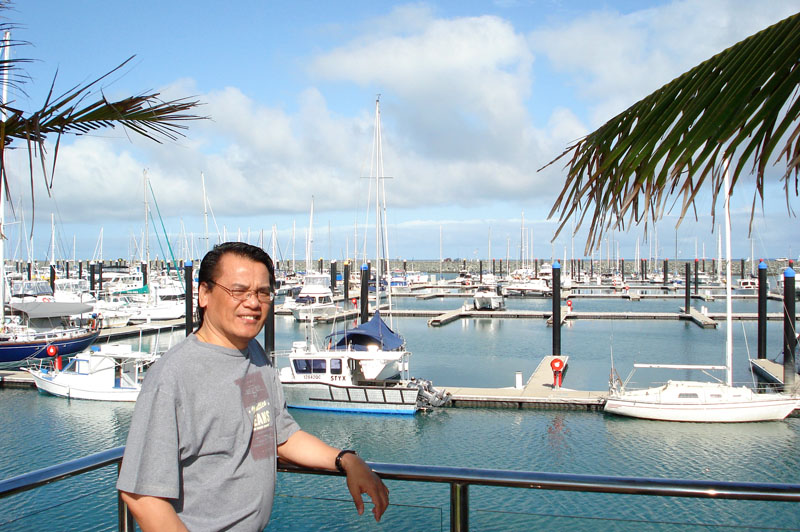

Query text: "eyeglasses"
[206, 280, 275, 303]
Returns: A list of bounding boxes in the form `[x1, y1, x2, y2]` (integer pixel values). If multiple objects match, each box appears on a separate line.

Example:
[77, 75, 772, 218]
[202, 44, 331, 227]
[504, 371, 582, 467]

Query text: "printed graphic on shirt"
[235, 372, 272, 460]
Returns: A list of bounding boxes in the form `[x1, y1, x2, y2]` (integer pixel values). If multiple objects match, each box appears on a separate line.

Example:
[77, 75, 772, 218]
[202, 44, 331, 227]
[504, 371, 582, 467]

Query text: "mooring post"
[318, 258, 323, 274]
[343, 261, 350, 303]
[360, 263, 370, 324]
[50, 264, 56, 294]
[89, 264, 95, 292]
[783, 266, 796, 389]
[330, 260, 337, 293]
[142, 262, 148, 288]
[758, 260, 767, 360]
[98, 263, 103, 292]
[694, 259, 699, 295]
[683, 263, 690, 313]
[184, 261, 193, 337]
[740, 258, 746, 281]
[620, 258, 625, 283]
[552, 261, 561, 356]
[664, 259, 669, 285]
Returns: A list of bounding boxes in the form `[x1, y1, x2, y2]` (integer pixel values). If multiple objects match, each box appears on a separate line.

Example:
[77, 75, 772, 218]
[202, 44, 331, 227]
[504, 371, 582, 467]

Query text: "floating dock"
[442, 355, 607, 411]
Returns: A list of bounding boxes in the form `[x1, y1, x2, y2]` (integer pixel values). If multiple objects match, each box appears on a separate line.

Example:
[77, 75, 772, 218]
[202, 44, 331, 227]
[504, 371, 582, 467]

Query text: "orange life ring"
[550, 358, 564, 371]
[46, 345, 58, 357]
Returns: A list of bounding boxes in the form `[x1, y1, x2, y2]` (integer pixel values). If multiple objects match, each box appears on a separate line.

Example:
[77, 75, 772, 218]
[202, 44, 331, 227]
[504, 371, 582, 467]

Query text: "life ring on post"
[46, 345, 58, 357]
[550, 358, 564, 372]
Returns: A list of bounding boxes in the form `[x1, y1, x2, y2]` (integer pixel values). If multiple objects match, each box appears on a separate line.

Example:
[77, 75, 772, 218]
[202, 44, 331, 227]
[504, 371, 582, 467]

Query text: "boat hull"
[604, 381, 799, 422]
[27, 370, 140, 402]
[0, 331, 100, 364]
[282, 381, 419, 414]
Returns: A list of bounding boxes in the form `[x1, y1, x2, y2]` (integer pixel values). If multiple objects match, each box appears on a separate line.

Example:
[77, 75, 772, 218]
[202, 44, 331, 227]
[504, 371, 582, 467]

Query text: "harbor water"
[1, 292, 799, 531]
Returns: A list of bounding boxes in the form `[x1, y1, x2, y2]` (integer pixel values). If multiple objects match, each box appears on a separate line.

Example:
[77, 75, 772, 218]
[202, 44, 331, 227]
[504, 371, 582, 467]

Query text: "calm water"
[2, 294, 799, 531]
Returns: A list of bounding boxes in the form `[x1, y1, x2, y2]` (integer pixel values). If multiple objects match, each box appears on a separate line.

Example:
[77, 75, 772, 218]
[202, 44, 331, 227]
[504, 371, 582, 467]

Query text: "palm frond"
[543, 12, 800, 254]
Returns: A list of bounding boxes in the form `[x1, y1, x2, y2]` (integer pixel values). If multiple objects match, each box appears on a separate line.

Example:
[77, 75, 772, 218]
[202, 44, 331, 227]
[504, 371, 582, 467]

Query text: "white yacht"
[276, 312, 449, 414]
[25, 343, 160, 402]
[290, 273, 338, 322]
[473, 285, 505, 310]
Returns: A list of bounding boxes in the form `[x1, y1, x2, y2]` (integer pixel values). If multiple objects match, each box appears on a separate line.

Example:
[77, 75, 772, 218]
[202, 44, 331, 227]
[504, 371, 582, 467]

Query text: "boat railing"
[2, 446, 800, 532]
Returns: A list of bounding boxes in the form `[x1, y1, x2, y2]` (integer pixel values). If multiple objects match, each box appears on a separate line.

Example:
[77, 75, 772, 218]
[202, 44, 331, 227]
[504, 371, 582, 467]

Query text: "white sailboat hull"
[473, 293, 505, 310]
[604, 381, 798, 422]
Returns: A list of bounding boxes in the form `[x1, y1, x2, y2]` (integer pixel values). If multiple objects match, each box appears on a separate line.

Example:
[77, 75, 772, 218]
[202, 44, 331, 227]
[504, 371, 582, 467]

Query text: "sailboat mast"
[724, 162, 733, 387]
[144, 170, 150, 268]
[202, 172, 209, 254]
[0, 31, 10, 324]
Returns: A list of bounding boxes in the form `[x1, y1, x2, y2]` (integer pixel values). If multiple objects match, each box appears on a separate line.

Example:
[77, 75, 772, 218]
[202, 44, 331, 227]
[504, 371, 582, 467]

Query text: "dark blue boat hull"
[0, 331, 100, 363]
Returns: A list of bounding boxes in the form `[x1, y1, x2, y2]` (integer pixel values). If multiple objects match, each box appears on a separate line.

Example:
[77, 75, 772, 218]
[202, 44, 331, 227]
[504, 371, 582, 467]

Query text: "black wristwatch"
[335, 449, 358, 473]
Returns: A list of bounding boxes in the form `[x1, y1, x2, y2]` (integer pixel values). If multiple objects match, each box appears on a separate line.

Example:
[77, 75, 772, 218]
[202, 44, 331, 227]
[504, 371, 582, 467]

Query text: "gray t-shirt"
[117, 334, 300, 531]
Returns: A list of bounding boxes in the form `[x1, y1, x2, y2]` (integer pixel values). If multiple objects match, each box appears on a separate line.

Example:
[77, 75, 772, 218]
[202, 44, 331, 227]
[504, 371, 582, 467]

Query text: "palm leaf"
[543, 12, 800, 254]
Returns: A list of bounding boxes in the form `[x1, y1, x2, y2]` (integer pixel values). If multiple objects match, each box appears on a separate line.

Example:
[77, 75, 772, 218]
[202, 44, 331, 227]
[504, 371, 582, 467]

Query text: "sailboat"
[604, 164, 798, 422]
[275, 98, 449, 414]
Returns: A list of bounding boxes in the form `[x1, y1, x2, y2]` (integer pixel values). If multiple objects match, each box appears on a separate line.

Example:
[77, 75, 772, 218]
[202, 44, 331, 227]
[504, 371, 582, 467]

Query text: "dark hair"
[196, 242, 275, 328]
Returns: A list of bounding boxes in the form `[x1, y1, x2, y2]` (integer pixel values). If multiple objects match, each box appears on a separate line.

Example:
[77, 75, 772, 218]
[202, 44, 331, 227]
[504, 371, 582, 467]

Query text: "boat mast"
[723, 161, 733, 387]
[0, 31, 10, 324]
[306, 197, 314, 274]
[201, 172, 209, 254]
[143, 170, 150, 269]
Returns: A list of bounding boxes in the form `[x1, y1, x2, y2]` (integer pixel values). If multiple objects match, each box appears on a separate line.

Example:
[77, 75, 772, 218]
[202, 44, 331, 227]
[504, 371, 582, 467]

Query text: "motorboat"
[473, 285, 505, 310]
[502, 278, 550, 297]
[24, 343, 159, 401]
[0, 302, 100, 364]
[290, 273, 338, 322]
[276, 312, 449, 414]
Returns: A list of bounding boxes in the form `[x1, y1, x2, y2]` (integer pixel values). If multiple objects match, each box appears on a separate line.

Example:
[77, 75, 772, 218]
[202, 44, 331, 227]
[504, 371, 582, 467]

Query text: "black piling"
[142, 262, 148, 288]
[783, 266, 796, 388]
[684, 263, 690, 313]
[694, 259, 699, 295]
[65, 262, 70, 280]
[552, 261, 561, 356]
[757, 260, 767, 360]
[621, 258, 625, 283]
[184, 261, 193, 336]
[740, 258, 746, 280]
[318, 258, 324, 274]
[360, 263, 369, 324]
[330, 260, 337, 292]
[89, 264, 95, 292]
[78, 261, 83, 281]
[663, 259, 669, 285]
[479, 261, 483, 283]
[27, 262, 31, 281]
[98, 263, 103, 292]
[343, 262, 350, 303]
[50, 265, 56, 294]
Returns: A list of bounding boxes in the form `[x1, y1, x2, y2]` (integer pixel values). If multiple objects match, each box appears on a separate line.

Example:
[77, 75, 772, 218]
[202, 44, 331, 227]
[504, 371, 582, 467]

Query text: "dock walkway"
[442, 355, 607, 410]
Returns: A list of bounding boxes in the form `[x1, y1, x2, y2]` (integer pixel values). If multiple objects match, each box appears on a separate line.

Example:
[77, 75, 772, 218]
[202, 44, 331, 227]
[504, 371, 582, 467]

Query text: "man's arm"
[119, 491, 189, 532]
[277, 430, 390, 522]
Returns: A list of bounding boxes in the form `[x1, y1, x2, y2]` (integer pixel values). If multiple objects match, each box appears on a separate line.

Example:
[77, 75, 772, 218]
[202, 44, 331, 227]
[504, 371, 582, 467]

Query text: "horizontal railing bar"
[4, 446, 800, 504]
[0, 446, 125, 498]
[280, 462, 800, 502]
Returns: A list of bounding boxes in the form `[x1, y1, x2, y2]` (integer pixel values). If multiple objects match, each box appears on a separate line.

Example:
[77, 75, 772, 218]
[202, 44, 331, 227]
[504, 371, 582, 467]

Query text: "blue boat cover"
[326, 311, 404, 351]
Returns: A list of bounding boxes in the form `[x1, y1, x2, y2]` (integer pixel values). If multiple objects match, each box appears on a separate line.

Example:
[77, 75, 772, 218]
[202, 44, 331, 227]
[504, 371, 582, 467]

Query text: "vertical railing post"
[450, 481, 469, 532]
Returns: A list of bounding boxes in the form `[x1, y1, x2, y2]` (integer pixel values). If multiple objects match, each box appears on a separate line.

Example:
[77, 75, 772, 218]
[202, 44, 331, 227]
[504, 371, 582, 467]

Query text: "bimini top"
[326, 311, 405, 351]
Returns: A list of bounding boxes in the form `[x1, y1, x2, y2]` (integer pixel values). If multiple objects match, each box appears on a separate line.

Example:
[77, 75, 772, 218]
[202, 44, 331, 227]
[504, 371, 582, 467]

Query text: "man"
[117, 242, 389, 531]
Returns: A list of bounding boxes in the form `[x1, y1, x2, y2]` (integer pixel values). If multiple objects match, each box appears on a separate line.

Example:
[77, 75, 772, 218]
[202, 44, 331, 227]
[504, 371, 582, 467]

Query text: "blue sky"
[4, 0, 800, 264]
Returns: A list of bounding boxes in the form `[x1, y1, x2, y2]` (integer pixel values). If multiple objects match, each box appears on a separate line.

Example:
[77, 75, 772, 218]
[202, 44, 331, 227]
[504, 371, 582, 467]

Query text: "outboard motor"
[407, 378, 451, 408]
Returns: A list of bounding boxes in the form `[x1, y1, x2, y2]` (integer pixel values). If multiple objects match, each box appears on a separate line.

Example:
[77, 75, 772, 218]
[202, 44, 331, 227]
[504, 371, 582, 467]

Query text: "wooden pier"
[442, 355, 607, 410]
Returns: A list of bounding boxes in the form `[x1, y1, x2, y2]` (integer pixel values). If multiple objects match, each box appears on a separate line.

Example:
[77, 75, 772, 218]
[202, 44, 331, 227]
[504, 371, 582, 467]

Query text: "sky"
[3, 0, 800, 265]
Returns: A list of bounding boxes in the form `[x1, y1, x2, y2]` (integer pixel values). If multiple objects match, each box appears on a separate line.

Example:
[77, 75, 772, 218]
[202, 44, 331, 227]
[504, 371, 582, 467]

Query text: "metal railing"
[2, 446, 800, 531]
